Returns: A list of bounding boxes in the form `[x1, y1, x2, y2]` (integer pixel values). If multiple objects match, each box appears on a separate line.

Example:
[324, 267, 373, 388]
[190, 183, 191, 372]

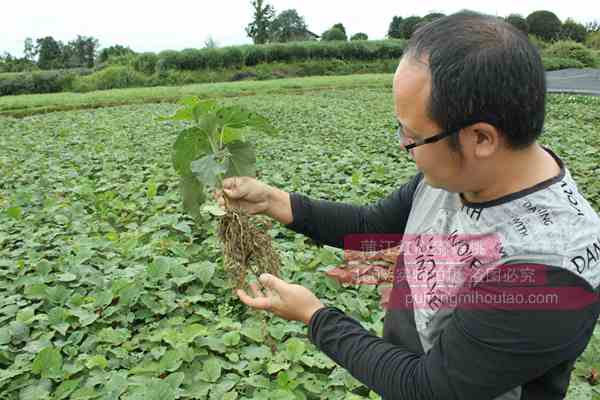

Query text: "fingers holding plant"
[214, 176, 272, 215]
[237, 274, 326, 325]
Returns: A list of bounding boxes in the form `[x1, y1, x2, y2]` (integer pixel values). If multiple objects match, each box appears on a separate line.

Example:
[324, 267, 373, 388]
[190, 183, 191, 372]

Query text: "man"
[216, 12, 600, 400]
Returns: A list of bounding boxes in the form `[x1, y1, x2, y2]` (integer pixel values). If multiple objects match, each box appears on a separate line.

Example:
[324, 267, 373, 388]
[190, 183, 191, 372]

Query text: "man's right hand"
[214, 177, 294, 225]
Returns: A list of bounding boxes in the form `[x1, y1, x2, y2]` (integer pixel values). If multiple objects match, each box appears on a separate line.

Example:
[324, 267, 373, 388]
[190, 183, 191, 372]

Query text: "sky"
[2, 0, 599, 57]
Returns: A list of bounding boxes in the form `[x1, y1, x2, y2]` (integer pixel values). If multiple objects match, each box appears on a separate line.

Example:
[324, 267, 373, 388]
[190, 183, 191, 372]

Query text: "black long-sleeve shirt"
[286, 160, 600, 400]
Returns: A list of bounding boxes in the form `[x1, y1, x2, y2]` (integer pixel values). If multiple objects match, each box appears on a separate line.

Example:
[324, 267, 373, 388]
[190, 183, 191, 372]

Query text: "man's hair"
[405, 11, 546, 150]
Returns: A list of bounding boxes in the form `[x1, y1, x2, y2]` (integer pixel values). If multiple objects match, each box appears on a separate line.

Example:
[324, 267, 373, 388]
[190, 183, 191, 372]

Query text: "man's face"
[392, 56, 466, 192]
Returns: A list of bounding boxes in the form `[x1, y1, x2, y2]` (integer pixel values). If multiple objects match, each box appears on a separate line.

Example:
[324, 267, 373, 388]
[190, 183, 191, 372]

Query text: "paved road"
[547, 68, 600, 96]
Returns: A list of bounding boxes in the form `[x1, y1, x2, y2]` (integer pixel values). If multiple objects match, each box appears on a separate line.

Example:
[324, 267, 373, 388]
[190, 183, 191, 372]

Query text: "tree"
[388, 16, 403, 39]
[23, 38, 36, 62]
[585, 21, 600, 33]
[98, 45, 135, 64]
[246, 0, 275, 44]
[268, 9, 312, 42]
[399, 16, 423, 39]
[505, 14, 529, 35]
[423, 13, 445, 23]
[204, 36, 219, 49]
[560, 18, 588, 43]
[35, 36, 63, 69]
[321, 28, 347, 41]
[351, 33, 369, 41]
[332, 23, 347, 36]
[526, 10, 562, 42]
[0, 52, 36, 73]
[66, 35, 99, 68]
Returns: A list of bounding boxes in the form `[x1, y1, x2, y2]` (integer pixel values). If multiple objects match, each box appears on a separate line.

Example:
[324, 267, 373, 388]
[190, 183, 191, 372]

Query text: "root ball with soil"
[218, 203, 281, 290]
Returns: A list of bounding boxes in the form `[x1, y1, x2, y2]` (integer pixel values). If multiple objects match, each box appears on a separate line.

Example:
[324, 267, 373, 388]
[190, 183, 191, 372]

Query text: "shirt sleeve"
[285, 173, 423, 249]
[307, 267, 599, 400]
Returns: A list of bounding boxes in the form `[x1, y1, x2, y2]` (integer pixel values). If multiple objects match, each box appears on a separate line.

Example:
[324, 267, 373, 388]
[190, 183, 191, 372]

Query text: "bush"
[155, 50, 180, 72]
[560, 19, 588, 43]
[152, 40, 406, 71]
[321, 28, 347, 41]
[178, 49, 206, 70]
[221, 47, 245, 68]
[0, 68, 91, 96]
[542, 56, 585, 71]
[133, 52, 159, 74]
[72, 66, 149, 92]
[97, 45, 136, 64]
[243, 45, 268, 66]
[544, 40, 596, 67]
[529, 34, 550, 50]
[527, 10, 562, 42]
[586, 32, 600, 50]
[351, 33, 369, 41]
[101, 53, 137, 68]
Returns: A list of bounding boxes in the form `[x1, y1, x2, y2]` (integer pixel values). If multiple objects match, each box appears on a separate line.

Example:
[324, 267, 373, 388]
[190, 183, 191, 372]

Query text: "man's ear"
[464, 122, 502, 159]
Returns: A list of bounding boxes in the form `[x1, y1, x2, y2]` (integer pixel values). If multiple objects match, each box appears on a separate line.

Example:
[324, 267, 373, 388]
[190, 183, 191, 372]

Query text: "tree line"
[2, 6, 599, 74]
[386, 10, 599, 43]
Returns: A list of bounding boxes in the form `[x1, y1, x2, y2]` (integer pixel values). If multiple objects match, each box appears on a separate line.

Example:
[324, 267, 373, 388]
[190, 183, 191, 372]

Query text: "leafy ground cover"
[0, 85, 599, 399]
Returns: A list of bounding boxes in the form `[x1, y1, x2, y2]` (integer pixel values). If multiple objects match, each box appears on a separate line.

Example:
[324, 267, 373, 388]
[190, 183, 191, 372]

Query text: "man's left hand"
[236, 274, 325, 325]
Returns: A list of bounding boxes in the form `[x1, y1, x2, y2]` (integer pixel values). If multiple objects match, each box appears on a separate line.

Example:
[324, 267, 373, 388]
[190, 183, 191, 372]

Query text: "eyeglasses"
[396, 123, 457, 153]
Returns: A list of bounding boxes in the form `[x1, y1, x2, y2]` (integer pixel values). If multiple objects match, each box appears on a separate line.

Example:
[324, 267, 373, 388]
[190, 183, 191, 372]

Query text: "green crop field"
[1, 77, 599, 399]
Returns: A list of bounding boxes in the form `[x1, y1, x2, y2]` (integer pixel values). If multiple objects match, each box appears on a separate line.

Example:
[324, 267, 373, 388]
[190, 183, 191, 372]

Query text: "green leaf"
[180, 175, 206, 219]
[198, 113, 219, 141]
[202, 204, 226, 217]
[267, 361, 289, 374]
[169, 107, 194, 121]
[241, 345, 271, 360]
[191, 261, 216, 285]
[247, 112, 278, 136]
[53, 378, 82, 400]
[223, 331, 241, 347]
[181, 323, 209, 343]
[103, 372, 128, 399]
[351, 170, 363, 186]
[172, 127, 212, 176]
[147, 180, 158, 199]
[191, 154, 227, 188]
[193, 101, 218, 121]
[284, 338, 306, 361]
[216, 106, 253, 128]
[241, 321, 265, 343]
[16, 306, 35, 324]
[70, 308, 98, 327]
[268, 324, 286, 341]
[222, 391, 238, 400]
[159, 350, 183, 372]
[224, 141, 256, 178]
[19, 379, 52, 399]
[217, 106, 278, 135]
[145, 379, 177, 400]
[221, 127, 244, 145]
[0, 327, 11, 344]
[97, 327, 130, 345]
[209, 375, 239, 400]
[70, 387, 99, 399]
[6, 206, 22, 219]
[164, 372, 185, 390]
[199, 358, 222, 383]
[32, 347, 63, 379]
[85, 354, 108, 370]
